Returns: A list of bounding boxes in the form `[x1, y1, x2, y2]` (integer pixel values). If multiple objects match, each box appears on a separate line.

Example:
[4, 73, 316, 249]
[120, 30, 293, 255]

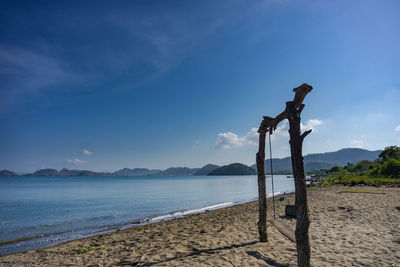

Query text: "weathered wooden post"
[256, 116, 273, 242]
[286, 101, 311, 266]
[267, 83, 313, 267]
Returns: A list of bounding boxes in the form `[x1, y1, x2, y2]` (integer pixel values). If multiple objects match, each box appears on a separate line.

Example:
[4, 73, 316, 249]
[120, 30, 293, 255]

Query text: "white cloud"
[216, 132, 242, 149]
[243, 128, 259, 145]
[301, 119, 323, 132]
[395, 125, 400, 132]
[350, 139, 364, 148]
[272, 120, 289, 139]
[82, 149, 93, 156]
[216, 119, 323, 149]
[66, 158, 86, 165]
[269, 119, 322, 139]
[216, 128, 258, 149]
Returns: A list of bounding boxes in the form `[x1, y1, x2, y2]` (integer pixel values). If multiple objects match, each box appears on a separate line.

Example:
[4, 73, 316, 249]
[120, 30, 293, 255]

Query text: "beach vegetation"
[319, 146, 400, 186]
[70, 246, 103, 254]
[326, 166, 343, 173]
[345, 160, 372, 173]
[323, 171, 400, 186]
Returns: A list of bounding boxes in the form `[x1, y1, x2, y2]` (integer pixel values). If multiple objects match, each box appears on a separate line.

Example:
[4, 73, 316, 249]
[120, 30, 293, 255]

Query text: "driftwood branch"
[293, 83, 313, 109]
[301, 129, 312, 142]
[256, 116, 274, 242]
[298, 104, 305, 114]
[258, 116, 274, 134]
[259, 83, 313, 267]
[268, 111, 288, 134]
[268, 83, 313, 134]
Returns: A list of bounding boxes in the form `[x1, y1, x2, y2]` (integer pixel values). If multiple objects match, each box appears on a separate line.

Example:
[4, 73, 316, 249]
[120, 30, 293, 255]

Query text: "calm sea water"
[0, 175, 293, 255]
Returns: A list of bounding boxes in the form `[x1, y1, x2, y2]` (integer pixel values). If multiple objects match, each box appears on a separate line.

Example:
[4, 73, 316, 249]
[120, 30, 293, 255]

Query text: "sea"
[0, 175, 294, 255]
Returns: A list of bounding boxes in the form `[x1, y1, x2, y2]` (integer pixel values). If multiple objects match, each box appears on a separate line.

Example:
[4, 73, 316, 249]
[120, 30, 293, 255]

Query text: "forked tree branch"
[268, 111, 288, 134]
[268, 83, 313, 134]
[301, 129, 312, 142]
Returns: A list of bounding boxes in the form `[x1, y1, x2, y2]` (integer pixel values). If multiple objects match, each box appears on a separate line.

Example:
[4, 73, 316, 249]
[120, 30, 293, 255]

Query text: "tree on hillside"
[378, 146, 400, 162]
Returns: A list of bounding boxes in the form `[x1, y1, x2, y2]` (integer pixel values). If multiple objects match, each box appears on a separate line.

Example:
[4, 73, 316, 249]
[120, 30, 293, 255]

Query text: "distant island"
[194, 164, 220, 175]
[0, 148, 382, 177]
[208, 163, 256, 175]
[0, 170, 18, 177]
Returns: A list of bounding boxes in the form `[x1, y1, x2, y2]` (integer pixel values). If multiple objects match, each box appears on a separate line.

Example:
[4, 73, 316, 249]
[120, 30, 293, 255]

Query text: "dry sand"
[1, 186, 399, 266]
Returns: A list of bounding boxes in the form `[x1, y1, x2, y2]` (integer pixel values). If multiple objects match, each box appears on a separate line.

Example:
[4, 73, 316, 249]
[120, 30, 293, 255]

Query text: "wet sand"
[1, 186, 399, 266]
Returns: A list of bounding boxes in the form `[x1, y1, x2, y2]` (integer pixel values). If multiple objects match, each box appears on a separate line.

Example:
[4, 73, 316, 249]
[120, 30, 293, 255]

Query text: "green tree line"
[313, 146, 400, 186]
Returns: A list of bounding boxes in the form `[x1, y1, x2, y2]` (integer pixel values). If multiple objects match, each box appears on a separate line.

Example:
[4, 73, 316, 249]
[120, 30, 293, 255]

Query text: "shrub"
[380, 158, 400, 178]
[327, 166, 343, 173]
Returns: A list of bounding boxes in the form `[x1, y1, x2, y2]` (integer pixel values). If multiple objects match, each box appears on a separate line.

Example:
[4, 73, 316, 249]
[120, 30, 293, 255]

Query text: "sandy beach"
[1, 186, 399, 266]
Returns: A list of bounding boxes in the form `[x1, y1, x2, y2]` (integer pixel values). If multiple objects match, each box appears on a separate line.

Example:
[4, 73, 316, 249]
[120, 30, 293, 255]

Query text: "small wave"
[144, 202, 234, 223]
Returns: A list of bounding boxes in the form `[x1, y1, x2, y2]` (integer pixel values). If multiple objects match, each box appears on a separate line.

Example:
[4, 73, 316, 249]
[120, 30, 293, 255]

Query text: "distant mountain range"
[251, 148, 382, 174]
[20, 168, 114, 177]
[0, 148, 382, 177]
[158, 167, 200, 176]
[113, 168, 161, 176]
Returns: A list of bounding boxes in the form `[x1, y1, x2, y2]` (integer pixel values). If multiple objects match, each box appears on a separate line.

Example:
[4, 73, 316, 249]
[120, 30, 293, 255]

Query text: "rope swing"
[257, 84, 314, 266]
[267, 132, 296, 243]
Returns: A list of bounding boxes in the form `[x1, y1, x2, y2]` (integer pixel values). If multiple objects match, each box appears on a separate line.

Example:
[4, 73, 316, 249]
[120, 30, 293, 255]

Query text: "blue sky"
[1, 0, 399, 173]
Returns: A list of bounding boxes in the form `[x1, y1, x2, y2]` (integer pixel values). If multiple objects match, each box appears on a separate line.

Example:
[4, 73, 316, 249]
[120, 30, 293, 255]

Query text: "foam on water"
[145, 202, 235, 223]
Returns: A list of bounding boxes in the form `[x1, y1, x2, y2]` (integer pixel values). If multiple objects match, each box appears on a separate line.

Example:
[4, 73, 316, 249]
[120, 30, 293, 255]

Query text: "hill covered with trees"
[208, 163, 256, 176]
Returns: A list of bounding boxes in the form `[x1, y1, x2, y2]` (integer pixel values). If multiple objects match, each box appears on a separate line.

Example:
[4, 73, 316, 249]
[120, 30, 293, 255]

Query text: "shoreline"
[0, 191, 290, 256]
[1, 186, 399, 266]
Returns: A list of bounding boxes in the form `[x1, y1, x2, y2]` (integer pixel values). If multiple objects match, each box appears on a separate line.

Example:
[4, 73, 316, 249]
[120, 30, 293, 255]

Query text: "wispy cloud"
[1, 2, 267, 114]
[66, 158, 86, 164]
[395, 125, 400, 132]
[82, 149, 93, 156]
[0, 5, 227, 113]
[107, 7, 225, 79]
[0, 45, 79, 114]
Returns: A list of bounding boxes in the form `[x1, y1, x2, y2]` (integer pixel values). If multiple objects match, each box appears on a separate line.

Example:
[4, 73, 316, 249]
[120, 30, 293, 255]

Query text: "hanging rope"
[268, 131, 276, 220]
[267, 130, 296, 243]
